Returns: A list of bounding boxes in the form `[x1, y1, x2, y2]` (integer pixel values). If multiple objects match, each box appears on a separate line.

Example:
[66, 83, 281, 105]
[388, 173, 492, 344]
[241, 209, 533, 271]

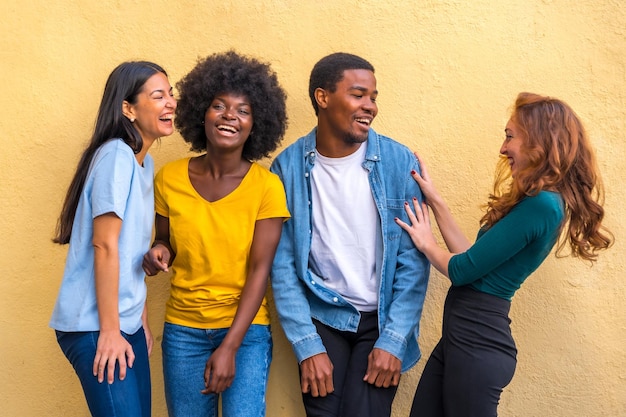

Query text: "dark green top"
[448, 191, 565, 301]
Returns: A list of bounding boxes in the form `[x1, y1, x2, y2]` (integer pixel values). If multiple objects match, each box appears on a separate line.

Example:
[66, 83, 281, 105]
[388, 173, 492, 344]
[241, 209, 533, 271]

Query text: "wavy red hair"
[481, 92, 613, 262]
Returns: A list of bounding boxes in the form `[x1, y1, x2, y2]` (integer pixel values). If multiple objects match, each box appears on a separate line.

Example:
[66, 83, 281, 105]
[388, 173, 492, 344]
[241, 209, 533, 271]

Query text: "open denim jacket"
[270, 127, 430, 372]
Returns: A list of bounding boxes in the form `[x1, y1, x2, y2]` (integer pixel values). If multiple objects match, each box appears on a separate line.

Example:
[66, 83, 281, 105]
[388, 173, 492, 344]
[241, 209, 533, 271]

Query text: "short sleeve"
[258, 172, 290, 221]
[91, 143, 135, 220]
[154, 166, 169, 217]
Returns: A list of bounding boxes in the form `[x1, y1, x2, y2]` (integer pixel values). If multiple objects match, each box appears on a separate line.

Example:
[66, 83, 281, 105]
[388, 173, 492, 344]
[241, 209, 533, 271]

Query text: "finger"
[126, 344, 135, 369]
[421, 202, 432, 226]
[95, 358, 107, 383]
[325, 378, 334, 395]
[301, 378, 310, 394]
[109, 356, 120, 384]
[414, 152, 429, 177]
[391, 372, 401, 387]
[310, 380, 320, 397]
[403, 202, 419, 225]
[412, 198, 425, 222]
[408, 199, 424, 223]
[93, 352, 102, 378]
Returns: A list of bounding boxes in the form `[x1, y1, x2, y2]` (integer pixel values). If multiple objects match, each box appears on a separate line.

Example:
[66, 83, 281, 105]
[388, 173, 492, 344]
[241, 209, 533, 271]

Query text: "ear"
[122, 100, 136, 122]
[314, 87, 329, 111]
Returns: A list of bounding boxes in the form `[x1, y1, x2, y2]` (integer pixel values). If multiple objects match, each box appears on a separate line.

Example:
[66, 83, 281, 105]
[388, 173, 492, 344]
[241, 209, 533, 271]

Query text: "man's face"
[321, 69, 378, 144]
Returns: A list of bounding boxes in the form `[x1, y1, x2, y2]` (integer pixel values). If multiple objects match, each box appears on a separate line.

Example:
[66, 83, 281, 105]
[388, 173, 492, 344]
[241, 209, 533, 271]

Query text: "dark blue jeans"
[56, 328, 151, 417]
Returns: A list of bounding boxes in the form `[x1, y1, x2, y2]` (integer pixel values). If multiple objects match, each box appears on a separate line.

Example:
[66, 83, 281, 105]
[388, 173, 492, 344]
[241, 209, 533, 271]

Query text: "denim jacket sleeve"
[370, 136, 430, 371]
[270, 144, 327, 363]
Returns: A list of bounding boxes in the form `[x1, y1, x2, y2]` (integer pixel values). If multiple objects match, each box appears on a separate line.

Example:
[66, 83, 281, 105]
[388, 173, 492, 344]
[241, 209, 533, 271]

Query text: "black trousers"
[410, 286, 517, 417]
[302, 311, 398, 417]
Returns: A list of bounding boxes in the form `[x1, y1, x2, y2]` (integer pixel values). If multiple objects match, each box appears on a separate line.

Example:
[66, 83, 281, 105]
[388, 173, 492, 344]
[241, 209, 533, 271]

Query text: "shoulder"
[371, 130, 415, 161]
[274, 129, 314, 162]
[251, 163, 284, 187]
[90, 139, 136, 176]
[518, 191, 565, 223]
[96, 139, 134, 162]
[158, 157, 190, 175]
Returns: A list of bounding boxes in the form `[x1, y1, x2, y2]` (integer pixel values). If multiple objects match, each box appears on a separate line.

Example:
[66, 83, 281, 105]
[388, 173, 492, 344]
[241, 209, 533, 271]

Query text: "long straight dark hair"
[53, 61, 167, 244]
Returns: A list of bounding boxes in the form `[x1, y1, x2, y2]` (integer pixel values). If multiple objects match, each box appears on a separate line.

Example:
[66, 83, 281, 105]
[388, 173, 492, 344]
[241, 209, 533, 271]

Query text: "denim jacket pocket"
[386, 198, 406, 241]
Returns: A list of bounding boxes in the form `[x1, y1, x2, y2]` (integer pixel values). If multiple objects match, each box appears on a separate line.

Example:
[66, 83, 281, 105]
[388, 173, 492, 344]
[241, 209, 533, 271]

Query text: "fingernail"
[411, 170, 416, 175]
[413, 197, 417, 201]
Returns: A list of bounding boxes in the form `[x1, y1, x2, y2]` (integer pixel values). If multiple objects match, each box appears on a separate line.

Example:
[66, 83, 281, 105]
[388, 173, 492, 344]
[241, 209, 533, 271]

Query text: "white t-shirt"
[309, 144, 382, 311]
[50, 139, 154, 334]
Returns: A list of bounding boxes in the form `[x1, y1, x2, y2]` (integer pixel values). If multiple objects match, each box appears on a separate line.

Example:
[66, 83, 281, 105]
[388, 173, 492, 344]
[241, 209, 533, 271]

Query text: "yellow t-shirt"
[154, 158, 290, 329]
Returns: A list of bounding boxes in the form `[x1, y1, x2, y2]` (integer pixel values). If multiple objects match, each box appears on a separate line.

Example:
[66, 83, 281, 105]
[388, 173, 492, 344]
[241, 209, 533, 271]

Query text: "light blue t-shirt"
[50, 139, 154, 334]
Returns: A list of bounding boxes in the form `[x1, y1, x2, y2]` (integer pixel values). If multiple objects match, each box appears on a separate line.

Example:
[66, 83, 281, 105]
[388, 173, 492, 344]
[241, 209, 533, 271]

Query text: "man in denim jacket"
[270, 52, 430, 417]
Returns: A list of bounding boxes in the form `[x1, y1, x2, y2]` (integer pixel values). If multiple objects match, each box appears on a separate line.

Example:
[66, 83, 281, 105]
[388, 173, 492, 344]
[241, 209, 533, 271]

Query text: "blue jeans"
[55, 328, 151, 417]
[162, 322, 272, 417]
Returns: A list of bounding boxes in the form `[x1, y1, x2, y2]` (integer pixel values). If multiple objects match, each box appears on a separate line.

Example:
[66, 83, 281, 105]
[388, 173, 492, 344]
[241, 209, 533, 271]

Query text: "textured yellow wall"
[1, 1, 624, 416]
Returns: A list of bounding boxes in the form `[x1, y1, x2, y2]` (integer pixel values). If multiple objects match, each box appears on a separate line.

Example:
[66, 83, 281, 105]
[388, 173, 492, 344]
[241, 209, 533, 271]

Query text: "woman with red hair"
[397, 92, 613, 417]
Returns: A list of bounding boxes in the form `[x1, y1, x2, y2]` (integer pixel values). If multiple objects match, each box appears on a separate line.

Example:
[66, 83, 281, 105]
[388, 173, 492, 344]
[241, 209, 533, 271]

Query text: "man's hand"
[363, 348, 401, 388]
[300, 353, 334, 397]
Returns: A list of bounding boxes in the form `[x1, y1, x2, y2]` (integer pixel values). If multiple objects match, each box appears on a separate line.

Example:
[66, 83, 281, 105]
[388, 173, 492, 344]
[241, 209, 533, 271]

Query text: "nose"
[166, 95, 177, 109]
[221, 107, 236, 120]
[362, 97, 377, 114]
[499, 140, 507, 155]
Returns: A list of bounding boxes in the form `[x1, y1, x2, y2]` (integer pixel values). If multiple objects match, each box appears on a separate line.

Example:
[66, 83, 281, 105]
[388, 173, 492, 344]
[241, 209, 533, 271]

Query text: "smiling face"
[317, 69, 378, 147]
[501, 118, 530, 176]
[124, 72, 176, 143]
[204, 93, 253, 153]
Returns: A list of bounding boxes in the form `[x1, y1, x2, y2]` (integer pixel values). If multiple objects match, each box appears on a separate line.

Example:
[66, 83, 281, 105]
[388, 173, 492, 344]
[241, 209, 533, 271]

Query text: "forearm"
[221, 272, 268, 351]
[94, 245, 121, 332]
[421, 240, 452, 278]
[429, 197, 471, 253]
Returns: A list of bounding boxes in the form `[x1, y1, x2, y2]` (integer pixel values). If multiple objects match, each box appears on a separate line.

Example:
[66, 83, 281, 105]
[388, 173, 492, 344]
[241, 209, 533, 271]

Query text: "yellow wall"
[1, 1, 624, 416]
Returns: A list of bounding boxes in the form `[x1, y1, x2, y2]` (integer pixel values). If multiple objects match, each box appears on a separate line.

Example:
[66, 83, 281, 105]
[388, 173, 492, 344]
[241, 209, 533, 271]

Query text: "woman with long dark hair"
[397, 92, 613, 417]
[50, 61, 176, 417]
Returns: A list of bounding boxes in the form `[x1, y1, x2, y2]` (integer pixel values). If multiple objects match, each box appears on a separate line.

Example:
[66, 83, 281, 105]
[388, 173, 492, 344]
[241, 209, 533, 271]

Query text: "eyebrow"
[350, 85, 378, 95]
[214, 96, 251, 106]
[149, 87, 173, 95]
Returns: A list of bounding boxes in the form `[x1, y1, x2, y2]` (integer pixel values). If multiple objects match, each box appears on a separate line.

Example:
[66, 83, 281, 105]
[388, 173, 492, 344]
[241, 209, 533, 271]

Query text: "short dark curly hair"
[175, 50, 288, 160]
[309, 52, 375, 116]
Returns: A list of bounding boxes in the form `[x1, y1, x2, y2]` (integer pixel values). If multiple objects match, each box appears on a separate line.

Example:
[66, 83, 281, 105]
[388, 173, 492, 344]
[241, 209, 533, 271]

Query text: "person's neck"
[315, 127, 364, 158]
[134, 138, 155, 166]
[198, 151, 248, 178]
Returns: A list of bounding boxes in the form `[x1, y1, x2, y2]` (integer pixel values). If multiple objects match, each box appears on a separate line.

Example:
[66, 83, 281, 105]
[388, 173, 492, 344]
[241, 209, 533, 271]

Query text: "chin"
[344, 133, 368, 144]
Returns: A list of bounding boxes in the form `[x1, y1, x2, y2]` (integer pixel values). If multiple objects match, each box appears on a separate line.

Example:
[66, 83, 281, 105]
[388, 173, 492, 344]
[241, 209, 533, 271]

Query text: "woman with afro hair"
[142, 50, 290, 417]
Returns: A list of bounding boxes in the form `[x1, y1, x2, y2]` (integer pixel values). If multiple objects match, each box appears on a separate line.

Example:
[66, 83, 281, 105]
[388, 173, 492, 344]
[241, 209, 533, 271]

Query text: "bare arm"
[412, 153, 471, 253]
[92, 213, 135, 384]
[202, 217, 285, 394]
[142, 214, 173, 276]
[396, 200, 454, 277]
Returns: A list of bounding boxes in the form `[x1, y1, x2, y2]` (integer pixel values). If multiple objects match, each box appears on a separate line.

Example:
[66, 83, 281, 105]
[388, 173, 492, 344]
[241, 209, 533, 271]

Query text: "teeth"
[217, 125, 237, 133]
[160, 114, 172, 120]
[355, 118, 370, 125]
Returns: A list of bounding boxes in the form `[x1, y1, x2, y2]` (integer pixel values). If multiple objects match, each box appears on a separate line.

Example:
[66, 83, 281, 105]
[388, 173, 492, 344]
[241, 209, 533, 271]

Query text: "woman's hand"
[412, 153, 443, 208]
[396, 198, 437, 253]
[142, 243, 170, 276]
[92, 330, 135, 384]
[202, 345, 237, 395]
